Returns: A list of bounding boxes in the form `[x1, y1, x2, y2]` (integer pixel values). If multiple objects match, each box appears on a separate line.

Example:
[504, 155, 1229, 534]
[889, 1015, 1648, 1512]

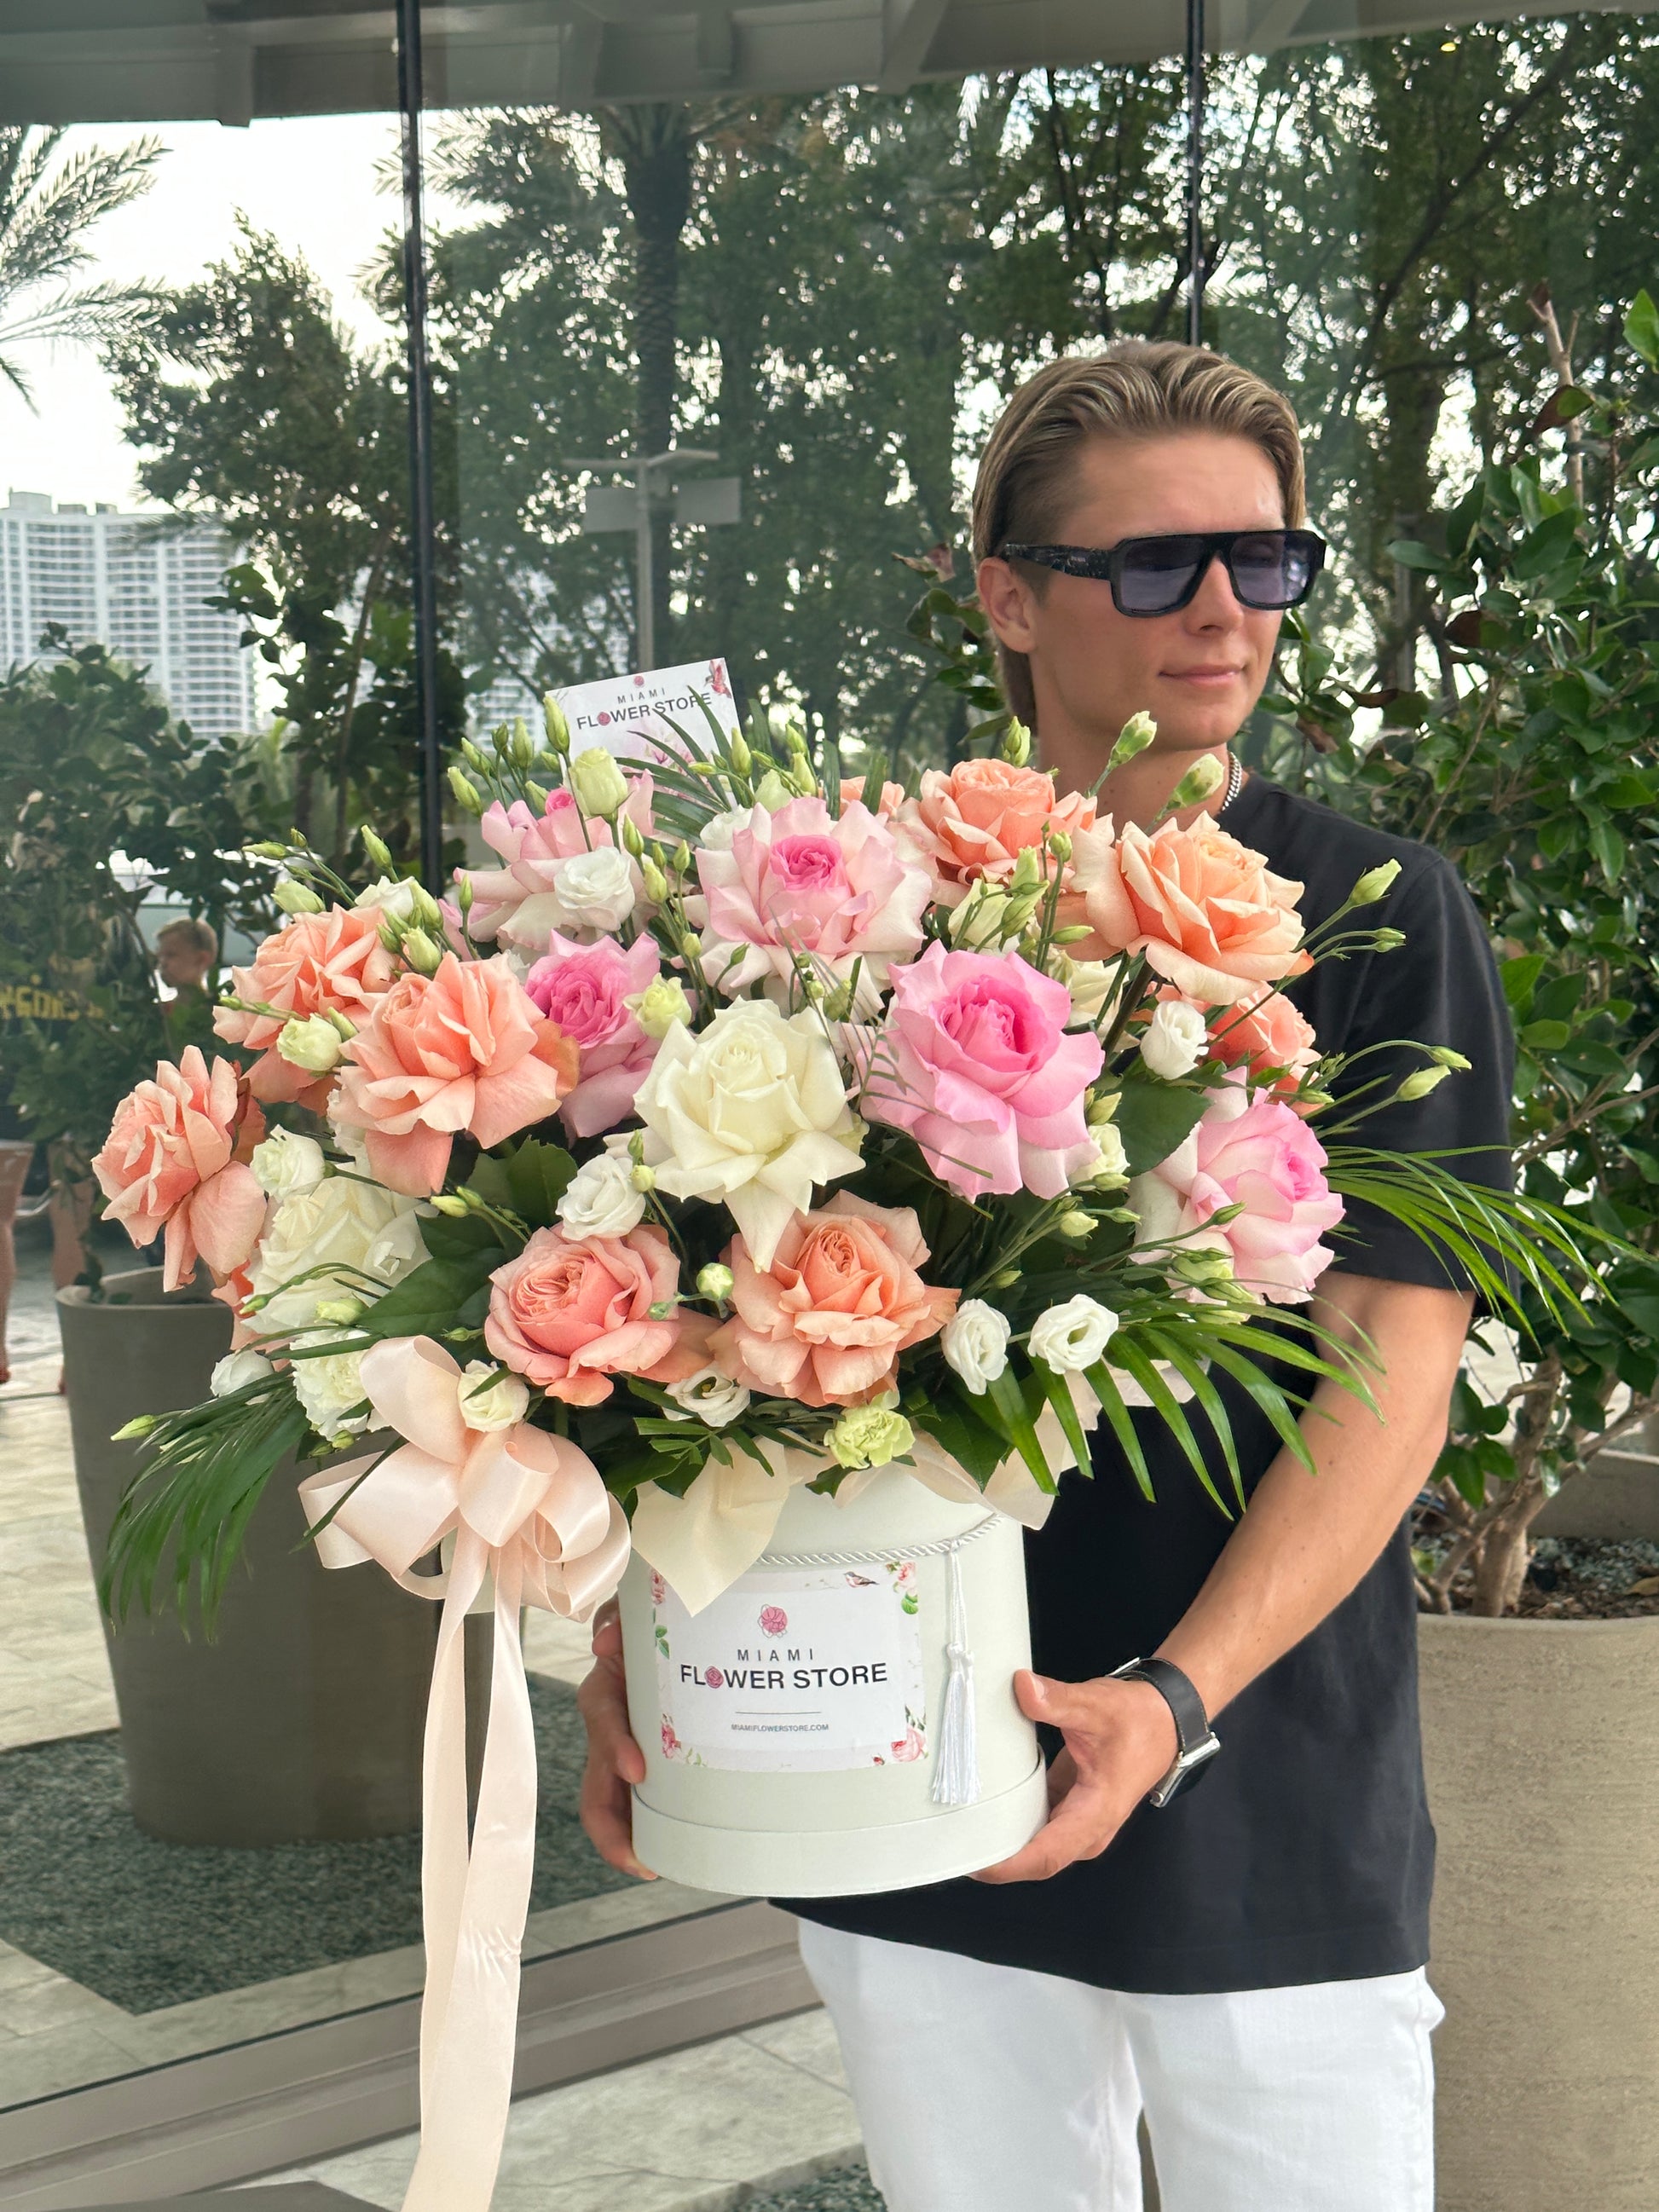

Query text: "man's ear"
[977, 555, 1041, 655]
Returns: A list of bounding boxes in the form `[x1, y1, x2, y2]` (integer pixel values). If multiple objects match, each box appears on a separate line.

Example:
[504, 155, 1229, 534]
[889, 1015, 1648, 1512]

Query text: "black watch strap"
[1109, 1655, 1221, 1807]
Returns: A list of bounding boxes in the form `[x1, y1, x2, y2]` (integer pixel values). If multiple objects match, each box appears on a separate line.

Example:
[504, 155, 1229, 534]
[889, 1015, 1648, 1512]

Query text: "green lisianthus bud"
[490, 723, 512, 758]
[673, 841, 692, 876]
[428, 1193, 470, 1217]
[753, 768, 794, 812]
[113, 1414, 159, 1441]
[1348, 858, 1402, 908]
[828, 1404, 915, 1471]
[1009, 844, 1043, 894]
[1428, 1046, 1472, 1070]
[455, 873, 475, 915]
[990, 1266, 1021, 1289]
[524, 780, 551, 812]
[1047, 830, 1072, 863]
[1107, 711, 1159, 773]
[461, 738, 492, 776]
[1055, 1209, 1095, 1240]
[360, 825, 393, 871]
[620, 814, 645, 857]
[640, 858, 669, 903]
[511, 717, 535, 768]
[274, 875, 325, 915]
[448, 765, 484, 816]
[729, 729, 753, 777]
[570, 746, 631, 818]
[248, 840, 290, 860]
[543, 693, 571, 754]
[402, 927, 444, 976]
[315, 1297, 366, 1325]
[324, 1008, 357, 1040]
[1001, 716, 1032, 766]
[629, 1163, 656, 1193]
[1372, 927, 1408, 951]
[1052, 924, 1093, 945]
[1396, 1065, 1451, 1102]
[697, 1262, 735, 1303]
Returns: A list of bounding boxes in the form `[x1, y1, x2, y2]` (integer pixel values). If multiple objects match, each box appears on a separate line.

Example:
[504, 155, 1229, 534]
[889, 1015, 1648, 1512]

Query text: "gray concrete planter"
[58, 1268, 436, 1846]
[1419, 1610, 1659, 2212]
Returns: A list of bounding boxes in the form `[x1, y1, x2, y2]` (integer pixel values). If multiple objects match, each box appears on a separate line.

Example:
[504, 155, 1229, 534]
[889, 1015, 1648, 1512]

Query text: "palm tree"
[0, 127, 164, 405]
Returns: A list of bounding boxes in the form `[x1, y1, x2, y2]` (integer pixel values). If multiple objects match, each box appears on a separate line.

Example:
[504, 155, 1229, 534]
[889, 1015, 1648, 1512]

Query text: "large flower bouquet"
[97, 699, 1581, 1623]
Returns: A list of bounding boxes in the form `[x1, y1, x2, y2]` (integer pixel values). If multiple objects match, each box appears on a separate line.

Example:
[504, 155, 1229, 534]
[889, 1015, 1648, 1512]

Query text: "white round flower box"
[619, 1465, 1047, 1897]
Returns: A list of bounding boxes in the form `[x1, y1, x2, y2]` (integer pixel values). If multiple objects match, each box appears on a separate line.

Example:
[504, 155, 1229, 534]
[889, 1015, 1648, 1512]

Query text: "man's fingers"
[1013, 1668, 1097, 1733]
[590, 1603, 622, 1658]
[970, 1786, 1120, 1886]
[579, 1756, 656, 1880]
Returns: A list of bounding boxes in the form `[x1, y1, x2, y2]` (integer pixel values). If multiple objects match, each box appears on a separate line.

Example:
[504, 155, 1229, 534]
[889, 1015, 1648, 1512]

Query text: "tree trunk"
[616, 106, 695, 669]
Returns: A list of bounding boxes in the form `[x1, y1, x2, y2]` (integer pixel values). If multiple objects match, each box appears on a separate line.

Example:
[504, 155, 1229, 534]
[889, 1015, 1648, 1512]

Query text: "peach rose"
[839, 775, 905, 818]
[332, 952, 578, 1195]
[891, 759, 1096, 908]
[1205, 985, 1320, 1097]
[708, 1192, 959, 1408]
[484, 1222, 711, 1405]
[214, 907, 395, 1108]
[1065, 816, 1311, 1005]
[93, 1048, 268, 1293]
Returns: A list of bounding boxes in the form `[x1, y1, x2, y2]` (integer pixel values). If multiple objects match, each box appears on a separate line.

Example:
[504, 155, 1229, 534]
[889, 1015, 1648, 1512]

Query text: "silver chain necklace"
[1217, 751, 1244, 814]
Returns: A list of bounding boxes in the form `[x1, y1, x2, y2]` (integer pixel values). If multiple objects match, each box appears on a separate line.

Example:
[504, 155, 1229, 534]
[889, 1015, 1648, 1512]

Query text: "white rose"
[697, 805, 755, 853]
[557, 1150, 646, 1238]
[1074, 1121, 1129, 1187]
[664, 1366, 752, 1427]
[1028, 1294, 1119, 1374]
[250, 1175, 427, 1331]
[210, 1349, 275, 1397]
[633, 998, 863, 1270]
[458, 1360, 530, 1431]
[1140, 998, 1210, 1080]
[276, 1013, 344, 1073]
[354, 875, 419, 923]
[940, 1299, 1011, 1396]
[250, 1128, 326, 1198]
[549, 846, 637, 933]
[1065, 961, 1120, 1025]
[289, 1332, 371, 1439]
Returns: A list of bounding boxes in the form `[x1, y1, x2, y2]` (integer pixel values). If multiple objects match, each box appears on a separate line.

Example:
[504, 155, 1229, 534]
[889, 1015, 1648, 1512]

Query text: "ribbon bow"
[301, 1336, 627, 2212]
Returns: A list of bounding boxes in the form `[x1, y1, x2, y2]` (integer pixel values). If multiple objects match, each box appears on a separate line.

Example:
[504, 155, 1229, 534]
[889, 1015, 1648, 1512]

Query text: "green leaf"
[1140, 1324, 1244, 1509]
[1083, 1362, 1156, 1501]
[1108, 1337, 1232, 1516]
[504, 1138, 577, 1226]
[1624, 289, 1659, 368]
[982, 1366, 1057, 1493]
[1113, 1082, 1210, 1177]
[912, 1389, 1005, 1487]
[1521, 1019, 1572, 1050]
[1385, 540, 1442, 571]
[1034, 1361, 1092, 1475]
[1499, 953, 1545, 1014]
[1588, 817, 1626, 886]
[361, 1251, 506, 1337]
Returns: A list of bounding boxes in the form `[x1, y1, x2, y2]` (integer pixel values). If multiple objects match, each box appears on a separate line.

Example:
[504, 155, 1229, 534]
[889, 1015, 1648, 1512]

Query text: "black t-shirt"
[785, 774, 1515, 1994]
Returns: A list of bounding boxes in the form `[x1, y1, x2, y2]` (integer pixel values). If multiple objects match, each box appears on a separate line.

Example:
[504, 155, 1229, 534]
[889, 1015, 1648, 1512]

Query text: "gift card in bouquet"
[550, 657, 739, 765]
[650, 1559, 928, 1774]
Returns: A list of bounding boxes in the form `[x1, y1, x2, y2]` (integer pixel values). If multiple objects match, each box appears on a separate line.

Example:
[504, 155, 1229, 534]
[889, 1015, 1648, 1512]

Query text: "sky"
[0, 116, 411, 514]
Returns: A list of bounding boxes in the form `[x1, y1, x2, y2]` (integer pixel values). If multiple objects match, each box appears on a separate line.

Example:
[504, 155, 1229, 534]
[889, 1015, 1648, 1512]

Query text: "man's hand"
[973, 1668, 1177, 1884]
[576, 1600, 656, 1880]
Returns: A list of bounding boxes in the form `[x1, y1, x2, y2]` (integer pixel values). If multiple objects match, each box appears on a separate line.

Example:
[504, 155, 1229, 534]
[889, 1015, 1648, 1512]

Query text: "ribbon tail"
[401, 1545, 537, 2212]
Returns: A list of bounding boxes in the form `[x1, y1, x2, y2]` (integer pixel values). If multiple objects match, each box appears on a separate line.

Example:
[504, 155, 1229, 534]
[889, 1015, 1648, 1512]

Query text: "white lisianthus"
[1140, 998, 1210, 1080]
[633, 998, 863, 1271]
[1062, 960, 1119, 1025]
[209, 1349, 275, 1397]
[1028, 1294, 1120, 1374]
[250, 1175, 427, 1331]
[664, 1366, 752, 1428]
[697, 805, 754, 853]
[288, 1331, 371, 1439]
[940, 1299, 1012, 1396]
[458, 1360, 530, 1431]
[1075, 1121, 1130, 1187]
[353, 875, 420, 924]
[276, 1013, 344, 1073]
[547, 846, 637, 934]
[557, 1149, 647, 1239]
[250, 1128, 326, 1198]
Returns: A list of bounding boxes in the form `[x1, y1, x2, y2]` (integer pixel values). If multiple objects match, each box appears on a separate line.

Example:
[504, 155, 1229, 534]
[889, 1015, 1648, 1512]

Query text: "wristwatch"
[1108, 1655, 1221, 1807]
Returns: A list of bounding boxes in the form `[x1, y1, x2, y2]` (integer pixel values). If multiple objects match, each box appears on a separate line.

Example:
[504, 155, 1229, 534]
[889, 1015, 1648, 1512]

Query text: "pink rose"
[1063, 816, 1311, 1005]
[1205, 986, 1320, 1098]
[460, 778, 654, 950]
[891, 759, 1096, 908]
[696, 796, 930, 1008]
[861, 943, 1103, 1199]
[484, 1222, 713, 1405]
[1130, 1083, 1343, 1303]
[523, 932, 662, 1138]
[759, 1604, 789, 1636]
[661, 1719, 682, 1758]
[709, 1193, 959, 1408]
[839, 775, 905, 818]
[214, 907, 395, 1107]
[332, 952, 578, 1195]
[93, 1048, 268, 1292]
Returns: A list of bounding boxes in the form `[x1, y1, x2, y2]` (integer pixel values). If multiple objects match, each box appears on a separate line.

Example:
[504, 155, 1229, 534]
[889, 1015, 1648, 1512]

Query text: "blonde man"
[581, 344, 1513, 2211]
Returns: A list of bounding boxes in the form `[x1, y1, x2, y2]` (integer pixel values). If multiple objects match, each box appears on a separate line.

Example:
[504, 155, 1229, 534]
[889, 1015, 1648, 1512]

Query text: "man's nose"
[1185, 551, 1247, 627]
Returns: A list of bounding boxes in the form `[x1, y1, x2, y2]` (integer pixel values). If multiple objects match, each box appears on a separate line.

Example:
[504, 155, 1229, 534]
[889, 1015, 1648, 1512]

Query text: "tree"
[0, 126, 162, 405]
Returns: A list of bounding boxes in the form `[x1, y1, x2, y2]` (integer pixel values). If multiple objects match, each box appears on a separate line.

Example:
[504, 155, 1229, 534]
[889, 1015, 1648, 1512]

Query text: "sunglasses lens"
[1230, 532, 1313, 609]
[1116, 536, 1205, 614]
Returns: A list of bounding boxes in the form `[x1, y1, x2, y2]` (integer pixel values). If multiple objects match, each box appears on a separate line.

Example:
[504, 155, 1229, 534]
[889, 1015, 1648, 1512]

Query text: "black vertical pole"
[1186, 0, 1205, 348]
[395, 0, 444, 892]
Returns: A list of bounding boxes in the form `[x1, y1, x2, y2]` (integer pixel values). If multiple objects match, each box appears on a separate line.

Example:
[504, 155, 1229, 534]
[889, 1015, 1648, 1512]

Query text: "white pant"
[797, 1920, 1442, 2212]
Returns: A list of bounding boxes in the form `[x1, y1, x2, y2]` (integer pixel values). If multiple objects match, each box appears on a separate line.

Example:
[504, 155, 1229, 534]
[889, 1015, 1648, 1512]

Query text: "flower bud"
[620, 813, 645, 857]
[490, 723, 512, 757]
[462, 737, 492, 775]
[248, 840, 290, 859]
[1348, 858, 1402, 908]
[360, 826, 393, 870]
[1396, 1065, 1451, 1102]
[428, 1193, 471, 1216]
[276, 1013, 344, 1072]
[1107, 711, 1159, 772]
[315, 1296, 366, 1325]
[1055, 1210, 1095, 1240]
[1086, 1091, 1121, 1125]
[570, 746, 630, 818]
[1052, 924, 1093, 945]
[647, 1297, 682, 1321]
[753, 768, 794, 812]
[1009, 844, 1043, 893]
[1428, 1046, 1471, 1070]
[1001, 716, 1032, 766]
[673, 841, 692, 876]
[640, 858, 669, 903]
[511, 717, 535, 768]
[1047, 830, 1072, 863]
[729, 729, 753, 777]
[455, 872, 475, 915]
[448, 765, 484, 816]
[524, 780, 551, 811]
[543, 693, 570, 754]
[629, 1163, 656, 1193]
[1166, 754, 1227, 814]
[990, 1266, 1022, 1289]
[697, 1262, 735, 1303]
[274, 875, 324, 915]
[402, 927, 444, 975]
[113, 1414, 159, 1441]
[1372, 927, 1408, 950]
[627, 976, 693, 1038]
[460, 1360, 530, 1430]
[679, 931, 702, 960]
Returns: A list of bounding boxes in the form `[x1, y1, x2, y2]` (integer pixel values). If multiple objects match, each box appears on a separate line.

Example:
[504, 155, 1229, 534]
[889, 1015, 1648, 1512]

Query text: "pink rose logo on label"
[703, 1666, 724, 1689]
[661, 1719, 681, 1759]
[891, 1726, 924, 1763]
[650, 1571, 667, 1605]
[759, 1605, 789, 1637]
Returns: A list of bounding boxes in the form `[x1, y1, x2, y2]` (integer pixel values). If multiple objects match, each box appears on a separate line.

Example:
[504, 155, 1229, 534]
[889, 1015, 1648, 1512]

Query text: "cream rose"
[288, 1331, 371, 1439]
[250, 1175, 428, 1332]
[210, 1348, 275, 1396]
[546, 847, 638, 936]
[633, 999, 864, 1270]
[1140, 997, 1210, 1080]
[250, 1128, 326, 1198]
[557, 1148, 648, 1239]
[458, 1360, 531, 1430]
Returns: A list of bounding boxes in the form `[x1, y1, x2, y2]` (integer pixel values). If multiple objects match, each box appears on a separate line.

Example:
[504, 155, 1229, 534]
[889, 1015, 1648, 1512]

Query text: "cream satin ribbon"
[630, 1376, 1101, 1617]
[299, 1336, 628, 2212]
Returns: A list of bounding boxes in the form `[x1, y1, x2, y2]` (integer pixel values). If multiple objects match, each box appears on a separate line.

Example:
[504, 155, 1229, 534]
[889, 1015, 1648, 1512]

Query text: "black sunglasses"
[997, 528, 1327, 617]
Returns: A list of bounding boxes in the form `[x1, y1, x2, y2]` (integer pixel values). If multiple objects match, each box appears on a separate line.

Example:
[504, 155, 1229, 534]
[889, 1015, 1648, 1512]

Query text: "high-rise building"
[0, 490, 257, 740]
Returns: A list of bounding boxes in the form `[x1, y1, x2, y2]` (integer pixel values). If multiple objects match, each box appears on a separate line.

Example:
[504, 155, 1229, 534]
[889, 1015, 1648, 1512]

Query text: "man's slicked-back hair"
[972, 342, 1307, 726]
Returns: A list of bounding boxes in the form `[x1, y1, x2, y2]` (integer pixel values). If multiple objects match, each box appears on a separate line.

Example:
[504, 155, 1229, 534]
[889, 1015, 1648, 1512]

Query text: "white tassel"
[930, 1538, 979, 1807]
